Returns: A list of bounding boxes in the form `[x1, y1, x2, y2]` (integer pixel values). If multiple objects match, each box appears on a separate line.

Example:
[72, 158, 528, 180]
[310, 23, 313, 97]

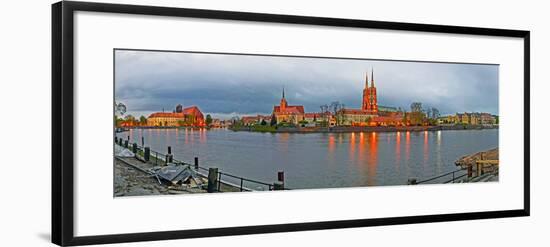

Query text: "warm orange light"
[328, 135, 335, 153]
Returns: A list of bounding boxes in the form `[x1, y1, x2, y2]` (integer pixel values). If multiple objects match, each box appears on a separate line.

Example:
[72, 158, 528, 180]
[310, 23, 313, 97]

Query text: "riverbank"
[230, 124, 498, 134]
[113, 140, 277, 197]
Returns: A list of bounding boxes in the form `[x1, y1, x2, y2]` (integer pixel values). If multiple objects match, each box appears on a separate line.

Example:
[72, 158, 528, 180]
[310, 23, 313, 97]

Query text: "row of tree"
[407, 102, 440, 126]
[115, 115, 148, 127]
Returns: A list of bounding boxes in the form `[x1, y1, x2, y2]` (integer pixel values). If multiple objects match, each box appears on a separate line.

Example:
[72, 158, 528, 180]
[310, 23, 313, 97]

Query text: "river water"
[117, 128, 498, 189]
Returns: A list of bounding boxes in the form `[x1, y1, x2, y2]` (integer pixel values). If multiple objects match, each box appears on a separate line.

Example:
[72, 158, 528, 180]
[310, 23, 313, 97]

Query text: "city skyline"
[115, 50, 499, 119]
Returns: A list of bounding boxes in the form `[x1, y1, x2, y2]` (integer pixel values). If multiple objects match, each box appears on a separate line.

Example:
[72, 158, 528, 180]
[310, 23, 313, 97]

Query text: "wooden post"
[167, 146, 172, 154]
[277, 170, 285, 188]
[240, 178, 244, 192]
[476, 163, 482, 177]
[124, 140, 129, 148]
[217, 173, 222, 192]
[165, 154, 173, 164]
[118, 138, 123, 146]
[277, 170, 284, 183]
[479, 153, 484, 175]
[141, 136, 144, 147]
[207, 168, 218, 193]
[194, 157, 199, 170]
[114, 136, 118, 143]
[132, 143, 137, 153]
[273, 181, 284, 190]
[144, 147, 150, 161]
[467, 165, 473, 178]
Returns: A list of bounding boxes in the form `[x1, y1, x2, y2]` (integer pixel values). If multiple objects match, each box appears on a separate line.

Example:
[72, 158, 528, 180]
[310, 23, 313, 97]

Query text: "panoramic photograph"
[113, 49, 499, 197]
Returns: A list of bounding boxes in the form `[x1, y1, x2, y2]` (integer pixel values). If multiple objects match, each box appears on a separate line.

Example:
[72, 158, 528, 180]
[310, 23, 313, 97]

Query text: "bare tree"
[115, 102, 126, 116]
[410, 102, 423, 113]
[410, 102, 424, 126]
[319, 104, 330, 127]
[329, 101, 346, 126]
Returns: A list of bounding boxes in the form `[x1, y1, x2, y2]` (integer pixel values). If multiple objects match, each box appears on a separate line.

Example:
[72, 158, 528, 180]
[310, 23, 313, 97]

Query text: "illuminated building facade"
[272, 88, 305, 125]
[147, 105, 205, 127]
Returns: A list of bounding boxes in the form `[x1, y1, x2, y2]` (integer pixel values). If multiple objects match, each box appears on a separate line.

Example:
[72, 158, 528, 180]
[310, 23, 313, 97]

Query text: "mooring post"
[132, 143, 137, 153]
[144, 147, 150, 161]
[207, 168, 219, 193]
[124, 140, 129, 148]
[407, 178, 417, 185]
[165, 146, 173, 164]
[165, 154, 173, 164]
[141, 136, 144, 147]
[277, 170, 285, 186]
[114, 136, 118, 143]
[194, 157, 199, 170]
[118, 138, 122, 146]
[273, 181, 284, 190]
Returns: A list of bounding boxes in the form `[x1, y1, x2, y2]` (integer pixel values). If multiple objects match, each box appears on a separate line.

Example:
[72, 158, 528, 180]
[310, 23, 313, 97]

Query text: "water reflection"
[328, 135, 335, 153]
[367, 132, 378, 186]
[423, 131, 429, 165]
[118, 128, 498, 188]
[395, 132, 401, 168]
[405, 131, 411, 166]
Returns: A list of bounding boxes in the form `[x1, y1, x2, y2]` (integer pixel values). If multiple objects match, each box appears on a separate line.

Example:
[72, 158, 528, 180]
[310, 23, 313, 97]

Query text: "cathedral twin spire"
[365, 68, 375, 88]
[362, 68, 378, 113]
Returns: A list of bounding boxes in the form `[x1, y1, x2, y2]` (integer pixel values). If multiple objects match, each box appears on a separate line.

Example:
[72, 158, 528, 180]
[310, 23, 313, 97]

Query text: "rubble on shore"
[114, 154, 209, 197]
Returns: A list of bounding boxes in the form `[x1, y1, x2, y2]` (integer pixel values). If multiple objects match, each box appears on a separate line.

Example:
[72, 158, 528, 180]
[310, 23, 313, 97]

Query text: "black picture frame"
[52, 1, 530, 246]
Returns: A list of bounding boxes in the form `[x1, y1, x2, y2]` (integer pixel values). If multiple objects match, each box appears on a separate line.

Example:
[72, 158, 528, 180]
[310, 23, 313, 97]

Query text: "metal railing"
[412, 168, 468, 185]
[412, 162, 499, 185]
[115, 136, 284, 192]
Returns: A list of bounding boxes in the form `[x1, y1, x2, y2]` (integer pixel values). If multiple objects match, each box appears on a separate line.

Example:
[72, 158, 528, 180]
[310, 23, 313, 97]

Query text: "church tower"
[370, 69, 378, 113]
[362, 69, 378, 114]
[362, 72, 370, 111]
[280, 87, 288, 112]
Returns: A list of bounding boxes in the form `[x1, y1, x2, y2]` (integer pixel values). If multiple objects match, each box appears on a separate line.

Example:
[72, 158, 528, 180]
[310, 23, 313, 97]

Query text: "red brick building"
[147, 105, 205, 127]
[362, 69, 378, 114]
[272, 88, 305, 124]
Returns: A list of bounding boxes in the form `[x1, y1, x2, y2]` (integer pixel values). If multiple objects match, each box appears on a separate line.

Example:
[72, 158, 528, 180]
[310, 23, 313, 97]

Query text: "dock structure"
[409, 148, 499, 185]
[455, 148, 499, 181]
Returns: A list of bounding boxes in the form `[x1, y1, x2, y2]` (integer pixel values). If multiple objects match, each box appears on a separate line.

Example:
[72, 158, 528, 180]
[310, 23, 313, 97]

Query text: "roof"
[148, 112, 185, 118]
[273, 105, 305, 114]
[148, 105, 203, 118]
[182, 106, 203, 116]
[378, 105, 399, 112]
[340, 108, 368, 115]
[241, 116, 259, 122]
[304, 112, 332, 118]
[304, 113, 320, 118]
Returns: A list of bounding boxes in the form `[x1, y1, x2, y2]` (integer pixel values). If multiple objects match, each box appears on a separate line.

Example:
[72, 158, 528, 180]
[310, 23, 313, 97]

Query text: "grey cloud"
[115, 50, 498, 118]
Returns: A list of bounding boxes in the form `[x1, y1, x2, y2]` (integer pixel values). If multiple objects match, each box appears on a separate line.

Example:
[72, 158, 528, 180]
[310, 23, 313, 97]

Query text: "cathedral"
[340, 69, 405, 126]
[269, 68, 405, 127]
[272, 88, 306, 124]
[362, 69, 378, 114]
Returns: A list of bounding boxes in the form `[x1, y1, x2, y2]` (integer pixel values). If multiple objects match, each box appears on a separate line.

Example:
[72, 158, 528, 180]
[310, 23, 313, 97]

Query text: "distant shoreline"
[116, 125, 498, 134]
[230, 124, 498, 133]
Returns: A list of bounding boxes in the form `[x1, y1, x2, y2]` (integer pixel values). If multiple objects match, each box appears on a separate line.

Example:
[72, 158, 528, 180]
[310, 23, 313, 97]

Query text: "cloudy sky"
[115, 49, 498, 119]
